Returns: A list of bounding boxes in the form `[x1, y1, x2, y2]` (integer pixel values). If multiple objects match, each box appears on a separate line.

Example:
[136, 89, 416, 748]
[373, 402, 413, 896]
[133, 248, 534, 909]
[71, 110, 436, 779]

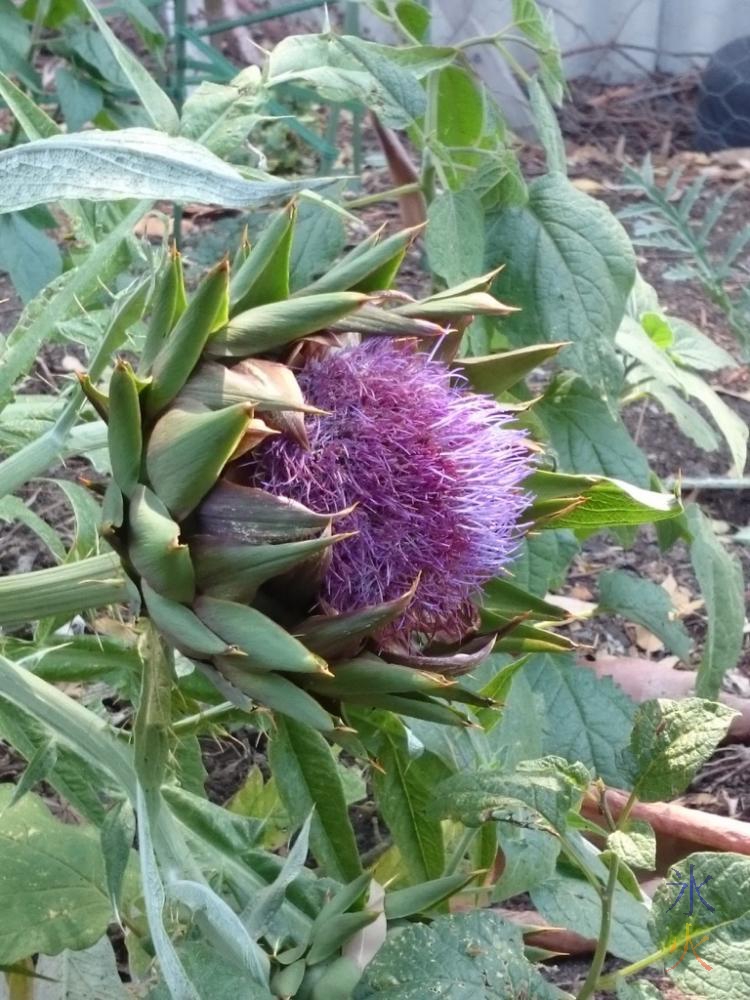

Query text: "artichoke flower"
[87, 205, 535, 732]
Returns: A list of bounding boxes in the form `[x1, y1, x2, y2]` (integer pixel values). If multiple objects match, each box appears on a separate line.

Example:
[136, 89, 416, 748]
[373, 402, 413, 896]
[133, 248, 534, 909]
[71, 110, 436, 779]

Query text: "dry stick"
[496, 908, 597, 956]
[583, 786, 750, 856]
[582, 656, 750, 742]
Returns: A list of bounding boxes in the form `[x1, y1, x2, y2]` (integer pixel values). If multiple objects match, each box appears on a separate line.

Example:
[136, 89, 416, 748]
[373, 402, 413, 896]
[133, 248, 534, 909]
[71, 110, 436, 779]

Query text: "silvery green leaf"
[0, 129, 328, 215]
[688, 505, 746, 699]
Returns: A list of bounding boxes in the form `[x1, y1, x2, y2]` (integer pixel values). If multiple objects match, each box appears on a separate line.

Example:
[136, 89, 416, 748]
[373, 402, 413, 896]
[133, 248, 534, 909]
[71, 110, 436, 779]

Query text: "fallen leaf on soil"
[581, 655, 750, 742]
[544, 593, 597, 617]
[661, 573, 703, 618]
[633, 624, 665, 653]
[570, 177, 605, 194]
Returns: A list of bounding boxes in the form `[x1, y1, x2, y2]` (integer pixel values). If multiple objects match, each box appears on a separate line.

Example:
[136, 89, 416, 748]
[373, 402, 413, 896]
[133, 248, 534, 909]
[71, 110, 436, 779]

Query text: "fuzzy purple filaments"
[252, 339, 533, 642]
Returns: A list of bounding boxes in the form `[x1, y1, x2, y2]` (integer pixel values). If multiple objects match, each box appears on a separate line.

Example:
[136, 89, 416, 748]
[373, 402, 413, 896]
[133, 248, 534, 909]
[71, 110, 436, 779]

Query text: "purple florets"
[253, 340, 533, 643]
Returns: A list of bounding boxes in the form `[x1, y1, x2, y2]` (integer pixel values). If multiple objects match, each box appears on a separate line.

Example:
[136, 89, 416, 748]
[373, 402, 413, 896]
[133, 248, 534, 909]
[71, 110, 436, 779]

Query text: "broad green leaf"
[355, 910, 563, 998]
[268, 34, 426, 128]
[486, 174, 635, 397]
[0, 212, 62, 302]
[630, 698, 736, 802]
[338, 35, 426, 126]
[688, 504, 746, 699]
[531, 867, 652, 962]
[0, 0, 30, 81]
[608, 821, 656, 871]
[269, 718, 362, 883]
[55, 66, 104, 132]
[369, 714, 446, 885]
[426, 189, 485, 286]
[180, 66, 262, 158]
[598, 570, 692, 662]
[163, 786, 262, 856]
[650, 851, 750, 1000]
[35, 935, 127, 1000]
[537, 375, 650, 486]
[644, 379, 720, 453]
[393, 1, 431, 41]
[435, 65, 485, 149]
[0, 129, 325, 216]
[432, 755, 589, 832]
[519, 655, 636, 787]
[483, 663, 542, 767]
[77, 0, 178, 133]
[0, 788, 111, 964]
[528, 76, 566, 173]
[669, 317, 736, 371]
[506, 529, 579, 597]
[492, 822, 560, 903]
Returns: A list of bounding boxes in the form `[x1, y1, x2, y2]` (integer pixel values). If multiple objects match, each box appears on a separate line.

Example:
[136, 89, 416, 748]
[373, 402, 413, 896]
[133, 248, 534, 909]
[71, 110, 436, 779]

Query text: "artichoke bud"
[95, 207, 536, 731]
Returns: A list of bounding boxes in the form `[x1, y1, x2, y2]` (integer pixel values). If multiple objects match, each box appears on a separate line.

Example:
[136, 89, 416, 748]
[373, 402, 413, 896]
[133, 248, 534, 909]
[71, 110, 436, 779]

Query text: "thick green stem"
[596, 944, 671, 991]
[616, 790, 638, 831]
[345, 182, 422, 209]
[0, 551, 132, 626]
[172, 701, 237, 734]
[576, 855, 620, 1000]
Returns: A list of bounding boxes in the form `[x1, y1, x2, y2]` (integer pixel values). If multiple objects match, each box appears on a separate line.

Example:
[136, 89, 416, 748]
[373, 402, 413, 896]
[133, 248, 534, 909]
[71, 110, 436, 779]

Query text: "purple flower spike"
[253, 340, 534, 643]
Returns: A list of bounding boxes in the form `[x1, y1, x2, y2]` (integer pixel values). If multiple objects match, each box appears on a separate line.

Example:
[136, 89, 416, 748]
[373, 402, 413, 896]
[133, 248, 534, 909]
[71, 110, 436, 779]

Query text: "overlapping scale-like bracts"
[86, 202, 535, 732]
